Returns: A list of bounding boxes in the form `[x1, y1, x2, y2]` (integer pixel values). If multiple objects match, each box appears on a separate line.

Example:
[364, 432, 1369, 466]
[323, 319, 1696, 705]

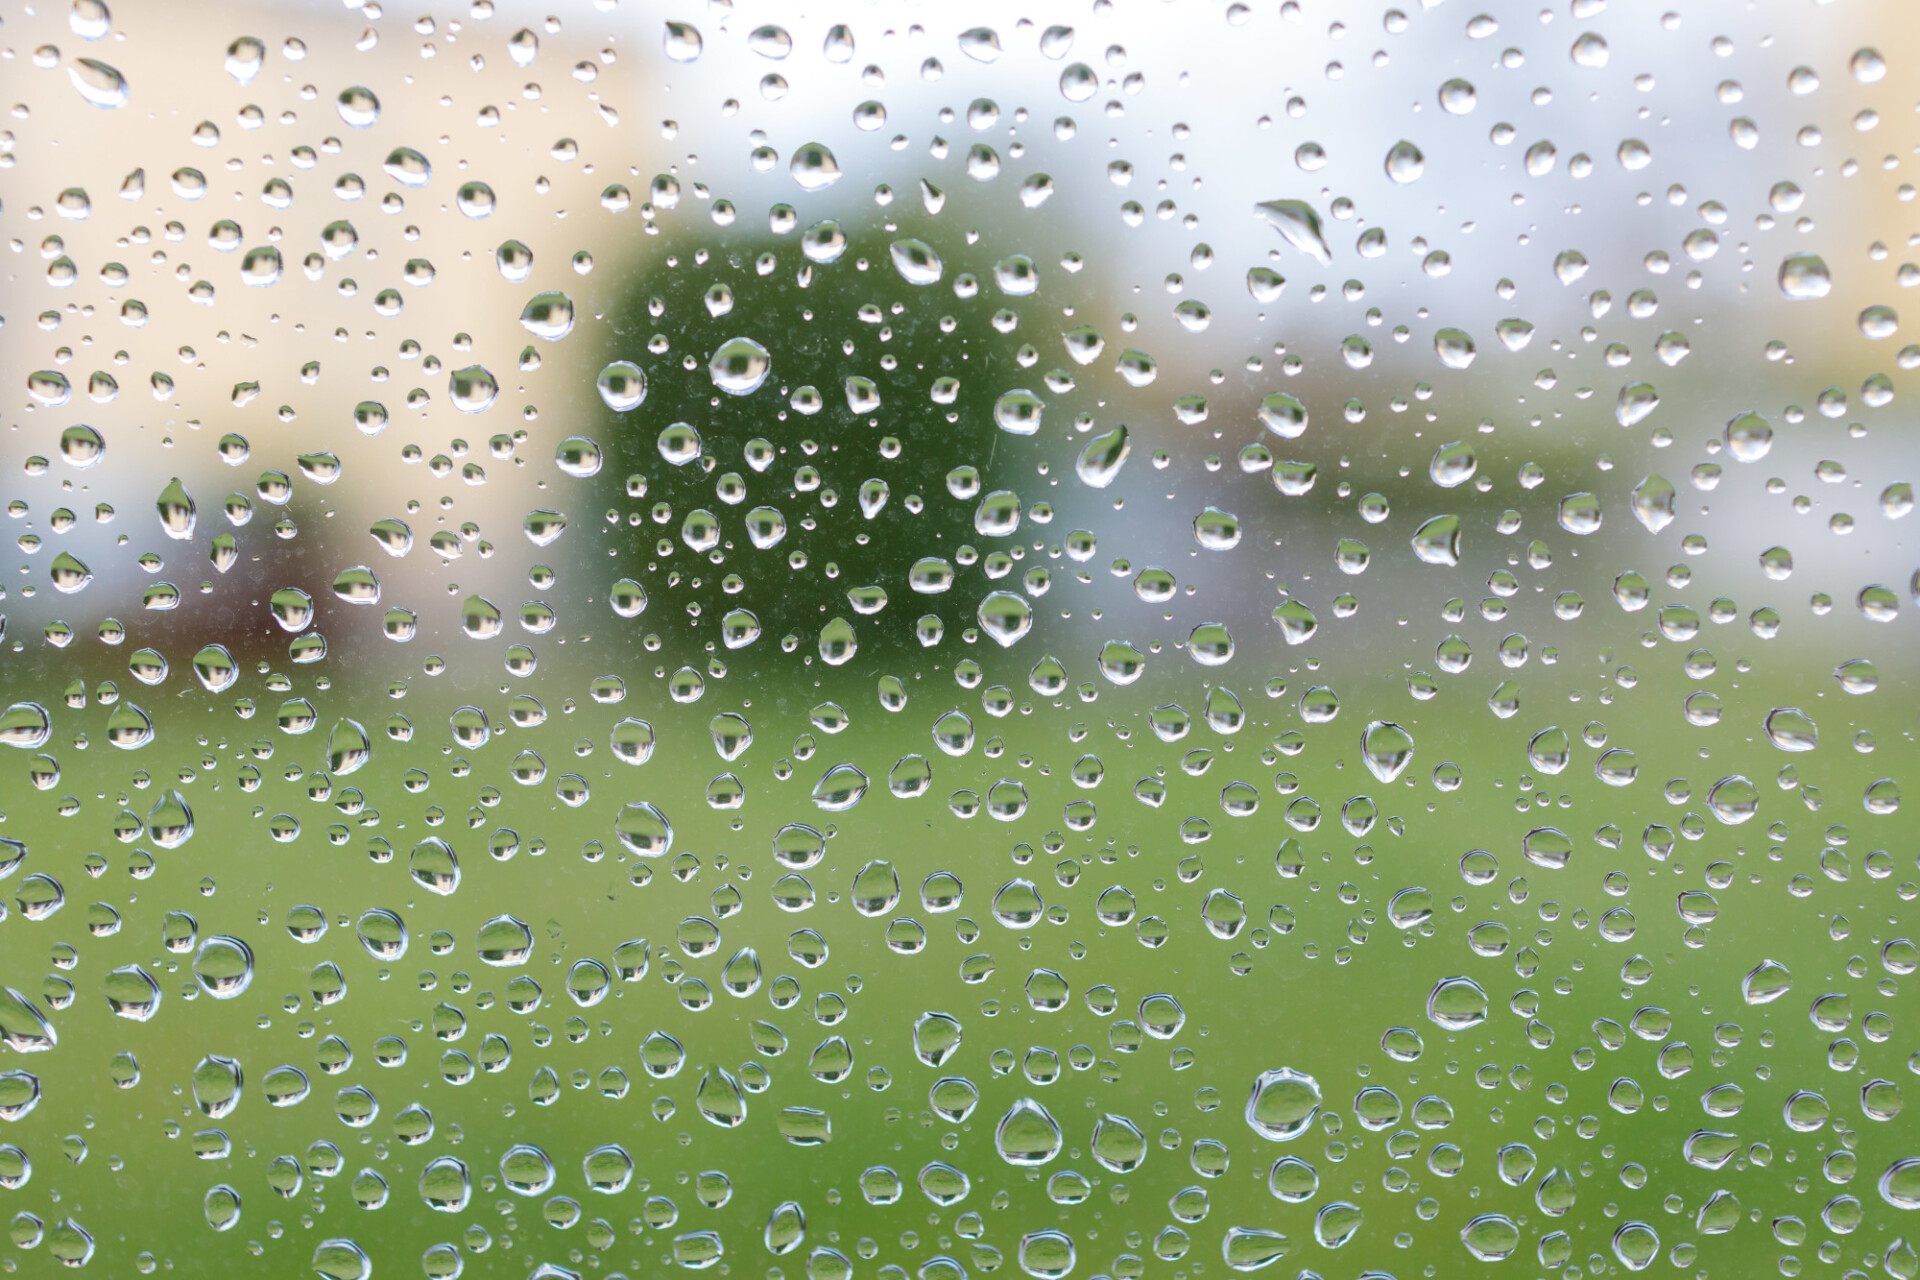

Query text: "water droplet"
[1384, 139, 1425, 183]
[335, 85, 379, 128]
[1779, 253, 1832, 299]
[447, 365, 498, 413]
[1193, 506, 1241, 550]
[596, 360, 646, 411]
[1360, 720, 1413, 782]
[978, 592, 1033, 647]
[1410, 514, 1460, 566]
[1706, 774, 1758, 824]
[889, 239, 943, 285]
[1569, 31, 1609, 66]
[1245, 1067, 1321, 1141]
[311, 1239, 372, 1280]
[1257, 391, 1309, 439]
[1764, 707, 1817, 751]
[1255, 199, 1331, 264]
[993, 389, 1045, 436]
[68, 57, 128, 107]
[1557, 492, 1602, 534]
[995, 1098, 1063, 1166]
[812, 763, 869, 811]
[1461, 1214, 1521, 1262]
[1426, 975, 1489, 1030]
[789, 142, 842, 192]
[1860, 304, 1899, 340]
[58, 424, 104, 469]
[1615, 381, 1659, 427]
[1741, 959, 1793, 1005]
[710, 337, 772, 395]
[1834, 658, 1878, 694]
[1076, 425, 1131, 488]
[1522, 826, 1573, 870]
[1433, 326, 1474, 367]
[613, 802, 673, 857]
[519, 291, 574, 340]
[662, 20, 703, 61]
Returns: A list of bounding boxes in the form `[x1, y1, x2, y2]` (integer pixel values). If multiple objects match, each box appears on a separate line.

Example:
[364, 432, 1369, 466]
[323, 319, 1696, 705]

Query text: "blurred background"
[0, 0, 1915, 1276]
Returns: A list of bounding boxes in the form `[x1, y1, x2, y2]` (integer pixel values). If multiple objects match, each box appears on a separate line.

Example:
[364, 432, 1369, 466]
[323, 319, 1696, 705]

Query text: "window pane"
[1, 2, 1915, 1276]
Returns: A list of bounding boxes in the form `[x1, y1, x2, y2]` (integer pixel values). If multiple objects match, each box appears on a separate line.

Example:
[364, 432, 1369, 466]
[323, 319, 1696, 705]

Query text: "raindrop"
[1255, 200, 1331, 264]
[1384, 139, 1425, 183]
[710, 337, 772, 395]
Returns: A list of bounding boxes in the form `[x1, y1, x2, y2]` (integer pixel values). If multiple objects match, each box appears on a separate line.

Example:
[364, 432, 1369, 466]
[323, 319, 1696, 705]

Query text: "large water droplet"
[1090, 1113, 1146, 1172]
[613, 801, 673, 857]
[1384, 139, 1425, 183]
[1706, 774, 1758, 824]
[789, 142, 842, 191]
[1461, 1215, 1521, 1262]
[1254, 199, 1331, 264]
[1245, 1068, 1321, 1141]
[1257, 391, 1308, 438]
[695, 1066, 748, 1127]
[68, 57, 128, 107]
[663, 21, 703, 61]
[1360, 720, 1413, 783]
[1410, 514, 1460, 566]
[709, 337, 772, 395]
[447, 365, 498, 413]
[995, 1098, 1064, 1166]
[1076, 425, 1130, 488]
[335, 85, 379, 128]
[978, 592, 1033, 647]
[1778, 253, 1832, 299]
[1764, 707, 1818, 751]
[889, 238, 943, 285]
[1426, 975, 1489, 1029]
[1741, 958, 1792, 1005]
[519, 291, 574, 340]
[58, 424, 104, 468]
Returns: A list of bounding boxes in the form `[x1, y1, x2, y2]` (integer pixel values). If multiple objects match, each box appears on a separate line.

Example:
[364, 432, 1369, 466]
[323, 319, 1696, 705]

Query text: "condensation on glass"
[0, 0, 1916, 1277]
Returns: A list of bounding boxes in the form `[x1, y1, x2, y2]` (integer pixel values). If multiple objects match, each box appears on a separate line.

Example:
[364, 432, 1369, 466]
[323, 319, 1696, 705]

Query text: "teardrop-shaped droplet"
[1741, 958, 1793, 1005]
[147, 789, 194, 848]
[1254, 199, 1331, 264]
[1090, 1113, 1147, 1172]
[1075, 425, 1131, 488]
[1384, 139, 1425, 183]
[1360, 720, 1413, 783]
[889, 238, 943, 285]
[1410, 514, 1460, 566]
[1630, 474, 1676, 533]
[694, 1066, 747, 1127]
[69, 57, 129, 108]
[49, 552, 92, 594]
[977, 592, 1033, 647]
[156, 477, 196, 538]
[995, 1098, 1064, 1166]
